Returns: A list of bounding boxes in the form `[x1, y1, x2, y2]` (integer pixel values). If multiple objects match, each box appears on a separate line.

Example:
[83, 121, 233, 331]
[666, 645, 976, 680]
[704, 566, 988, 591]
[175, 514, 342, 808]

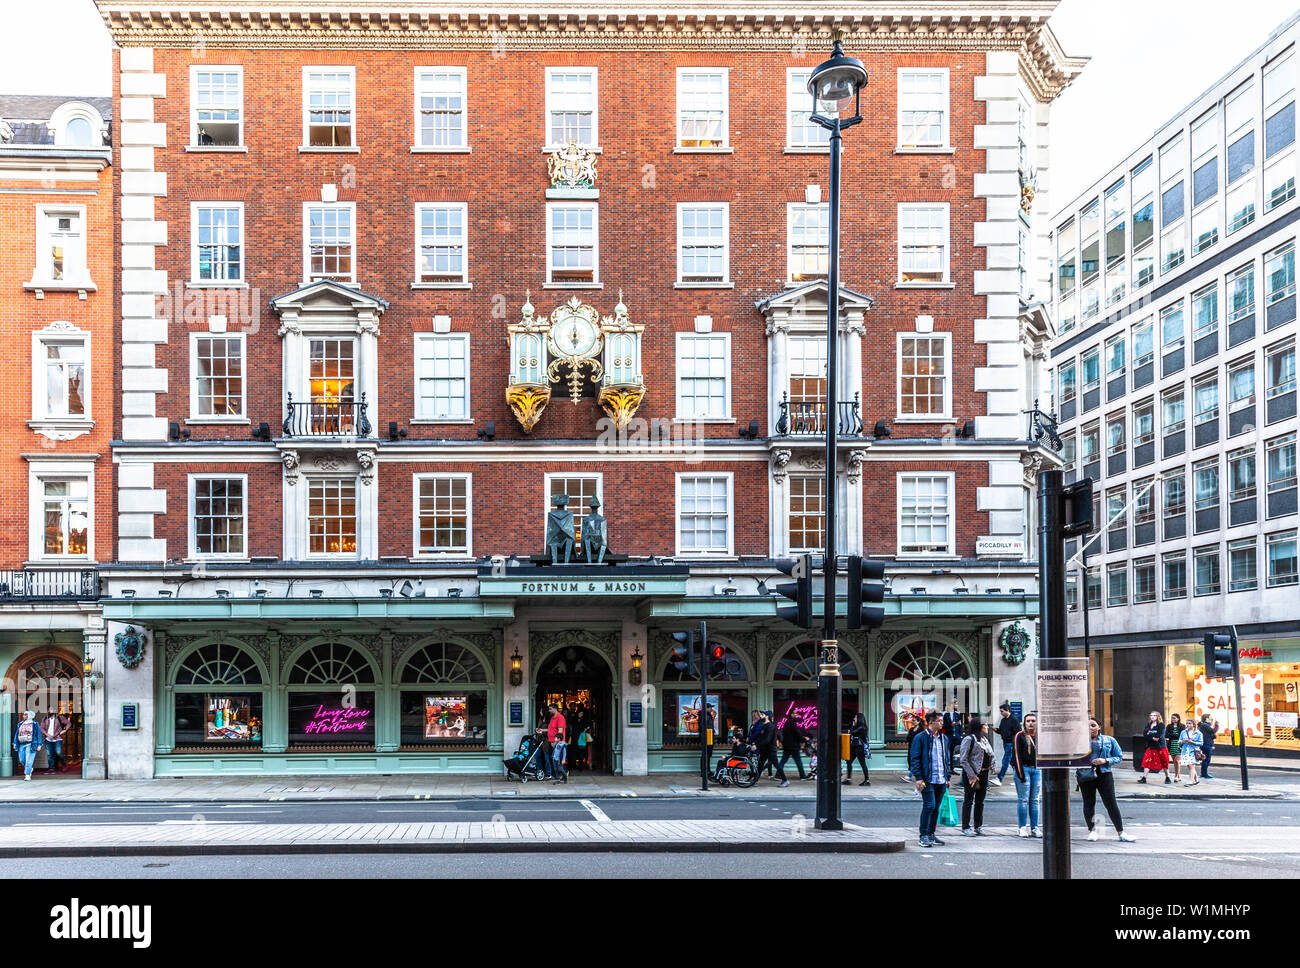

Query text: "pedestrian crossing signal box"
[1061, 479, 1094, 537]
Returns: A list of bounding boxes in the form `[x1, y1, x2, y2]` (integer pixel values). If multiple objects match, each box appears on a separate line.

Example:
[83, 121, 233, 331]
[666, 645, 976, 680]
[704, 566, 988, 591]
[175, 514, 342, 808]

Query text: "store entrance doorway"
[6, 649, 84, 778]
[535, 646, 611, 774]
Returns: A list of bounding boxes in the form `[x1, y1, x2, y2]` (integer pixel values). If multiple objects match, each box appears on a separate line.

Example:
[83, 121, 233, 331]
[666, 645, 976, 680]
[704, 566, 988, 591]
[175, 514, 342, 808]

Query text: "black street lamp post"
[807, 40, 868, 832]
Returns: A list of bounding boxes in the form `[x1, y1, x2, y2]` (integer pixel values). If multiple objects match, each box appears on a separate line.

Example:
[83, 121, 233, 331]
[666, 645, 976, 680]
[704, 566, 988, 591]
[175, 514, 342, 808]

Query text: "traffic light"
[772, 554, 814, 628]
[1204, 632, 1234, 680]
[707, 643, 727, 678]
[1062, 479, 1095, 537]
[846, 555, 885, 630]
[670, 630, 696, 675]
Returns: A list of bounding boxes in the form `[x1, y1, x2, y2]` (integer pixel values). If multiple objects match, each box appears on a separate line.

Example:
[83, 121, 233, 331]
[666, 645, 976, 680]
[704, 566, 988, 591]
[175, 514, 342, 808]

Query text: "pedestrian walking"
[1077, 718, 1136, 842]
[993, 701, 1020, 786]
[748, 711, 772, 777]
[754, 711, 786, 786]
[842, 712, 871, 786]
[1179, 719, 1204, 786]
[11, 710, 43, 781]
[1166, 714, 1184, 783]
[1139, 711, 1171, 784]
[1199, 714, 1218, 779]
[548, 704, 569, 783]
[1013, 713, 1042, 838]
[909, 711, 952, 848]
[41, 711, 69, 773]
[901, 715, 926, 782]
[779, 711, 809, 782]
[958, 716, 994, 836]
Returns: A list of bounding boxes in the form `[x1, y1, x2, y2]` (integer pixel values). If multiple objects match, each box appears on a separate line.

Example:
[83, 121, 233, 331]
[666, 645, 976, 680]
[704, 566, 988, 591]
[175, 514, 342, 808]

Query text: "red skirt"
[1142, 747, 1170, 771]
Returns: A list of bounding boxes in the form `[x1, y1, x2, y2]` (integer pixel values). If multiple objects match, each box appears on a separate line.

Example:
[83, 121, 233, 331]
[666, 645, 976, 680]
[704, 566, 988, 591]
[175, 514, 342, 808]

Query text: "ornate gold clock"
[545, 297, 605, 403]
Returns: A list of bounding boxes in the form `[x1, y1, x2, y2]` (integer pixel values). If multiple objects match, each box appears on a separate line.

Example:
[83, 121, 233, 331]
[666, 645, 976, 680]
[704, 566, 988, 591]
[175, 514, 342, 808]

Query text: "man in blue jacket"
[11, 710, 43, 781]
[909, 711, 952, 847]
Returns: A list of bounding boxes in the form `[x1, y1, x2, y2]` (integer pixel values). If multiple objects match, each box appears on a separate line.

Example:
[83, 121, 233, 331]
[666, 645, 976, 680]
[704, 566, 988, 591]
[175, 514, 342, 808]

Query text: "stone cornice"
[95, 2, 1085, 99]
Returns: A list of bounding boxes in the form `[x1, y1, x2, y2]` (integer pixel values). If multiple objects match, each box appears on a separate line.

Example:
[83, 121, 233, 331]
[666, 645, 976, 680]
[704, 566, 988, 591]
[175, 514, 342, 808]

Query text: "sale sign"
[1193, 675, 1264, 737]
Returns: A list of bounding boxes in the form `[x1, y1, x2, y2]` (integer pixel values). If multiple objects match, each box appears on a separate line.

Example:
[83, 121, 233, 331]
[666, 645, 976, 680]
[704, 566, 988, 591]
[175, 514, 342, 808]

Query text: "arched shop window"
[287, 641, 376, 748]
[881, 639, 975, 743]
[771, 640, 860, 740]
[398, 642, 489, 748]
[660, 644, 750, 749]
[173, 641, 265, 748]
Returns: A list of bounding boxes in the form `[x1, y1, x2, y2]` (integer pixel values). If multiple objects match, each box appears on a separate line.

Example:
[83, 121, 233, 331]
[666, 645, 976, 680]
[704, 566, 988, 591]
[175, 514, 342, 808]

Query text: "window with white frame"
[415, 475, 471, 555]
[676, 203, 729, 282]
[787, 203, 829, 281]
[676, 474, 732, 555]
[191, 334, 245, 418]
[190, 475, 247, 558]
[1267, 339, 1297, 403]
[898, 473, 953, 556]
[1163, 388, 1185, 434]
[414, 68, 466, 149]
[786, 69, 831, 148]
[1268, 530, 1299, 587]
[788, 475, 825, 553]
[1059, 361, 1077, 405]
[1192, 283, 1219, 340]
[1194, 545, 1221, 596]
[546, 475, 601, 550]
[192, 204, 243, 283]
[1228, 537, 1258, 592]
[1161, 301, 1185, 351]
[1225, 78, 1257, 235]
[546, 202, 597, 283]
[1267, 241, 1297, 311]
[415, 203, 467, 284]
[303, 68, 355, 148]
[191, 67, 243, 147]
[38, 478, 90, 557]
[897, 68, 949, 149]
[545, 68, 597, 148]
[304, 203, 355, 283]
[1160, 134, 1187, 273]
[675, 333, 730, 419]
[1268, 433, 1297, 498]
[31, 208, 87, 287]
[1191, 108, 1221, 255]
[786, 336, 828, 428]
[33, 329, 88, 420]
[1264, 48, 1297, 212]
[1194, 374, 1219, 427]
[1228, 356, 1255, 413]
[898, 333, 950, 418]
[415, 333, 470, 421]
[676, 69, 728, 149]
[308, 477, 358, 555]
[898, 203, 949, 284]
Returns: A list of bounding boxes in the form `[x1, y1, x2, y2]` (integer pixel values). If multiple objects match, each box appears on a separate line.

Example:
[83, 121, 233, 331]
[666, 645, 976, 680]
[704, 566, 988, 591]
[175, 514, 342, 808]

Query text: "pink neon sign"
[303, 705, 372, 734]
[777, 704, 818, 732]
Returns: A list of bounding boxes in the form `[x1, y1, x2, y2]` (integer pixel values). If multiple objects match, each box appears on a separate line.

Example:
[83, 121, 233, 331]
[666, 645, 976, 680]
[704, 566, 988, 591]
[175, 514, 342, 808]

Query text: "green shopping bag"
[937, 789, 961, 827]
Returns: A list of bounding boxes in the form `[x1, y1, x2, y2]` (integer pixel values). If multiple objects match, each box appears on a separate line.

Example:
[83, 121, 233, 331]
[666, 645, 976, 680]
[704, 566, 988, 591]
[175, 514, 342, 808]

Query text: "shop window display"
[400, 692, 487, 746]
[175, 693, 263, 745]
[882, 640, 974, 741]
[661, 689, 747, 747]
[288, 690, 376, 746]
[1167, 642, 1300, 752]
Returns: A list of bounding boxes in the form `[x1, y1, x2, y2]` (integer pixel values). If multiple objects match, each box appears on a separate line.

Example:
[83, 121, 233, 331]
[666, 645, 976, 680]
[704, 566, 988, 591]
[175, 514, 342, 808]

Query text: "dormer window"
[48, 101, 105, 148]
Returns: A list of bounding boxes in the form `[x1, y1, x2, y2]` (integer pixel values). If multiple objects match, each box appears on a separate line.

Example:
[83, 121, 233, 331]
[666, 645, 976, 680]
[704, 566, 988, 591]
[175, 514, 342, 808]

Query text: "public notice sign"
[1035, 657, 1092, 768]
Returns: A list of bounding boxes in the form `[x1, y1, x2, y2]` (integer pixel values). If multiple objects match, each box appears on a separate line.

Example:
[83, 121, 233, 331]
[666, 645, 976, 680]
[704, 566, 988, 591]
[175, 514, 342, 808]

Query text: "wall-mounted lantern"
[509, 648, 523, 688]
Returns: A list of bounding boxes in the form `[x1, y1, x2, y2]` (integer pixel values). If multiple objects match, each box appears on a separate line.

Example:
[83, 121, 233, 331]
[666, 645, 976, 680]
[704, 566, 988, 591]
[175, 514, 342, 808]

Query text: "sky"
[3, 0, 1300, 212]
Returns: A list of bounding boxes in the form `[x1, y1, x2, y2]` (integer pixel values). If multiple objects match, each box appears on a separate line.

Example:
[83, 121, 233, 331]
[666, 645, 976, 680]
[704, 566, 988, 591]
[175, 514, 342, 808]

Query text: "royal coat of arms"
[115, 626, 146, 669]
[999, 621, 1031, 666]
[547, 141, 598, 189]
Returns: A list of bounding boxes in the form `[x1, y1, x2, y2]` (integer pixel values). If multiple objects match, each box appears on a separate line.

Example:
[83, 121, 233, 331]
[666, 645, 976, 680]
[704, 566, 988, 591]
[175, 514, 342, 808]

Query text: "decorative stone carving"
[547, 141, 598, 189]
[529, 629, 619, 672]
[799, 454, 826, 471]
[282, 451, 300, 484]
[276, 314, 300, 337]
[357, 450, 375, 485]
[772, 449, 792, 482]
[764, 317, 791, 336]
[1021, 452, 1044, 485]
[848, 449, 868, 484]
[314, 454, 344, 471]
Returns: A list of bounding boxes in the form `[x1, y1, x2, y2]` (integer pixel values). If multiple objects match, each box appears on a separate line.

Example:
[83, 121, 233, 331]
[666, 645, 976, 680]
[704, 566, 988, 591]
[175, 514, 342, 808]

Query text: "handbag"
[1194, 748, 1205, 762]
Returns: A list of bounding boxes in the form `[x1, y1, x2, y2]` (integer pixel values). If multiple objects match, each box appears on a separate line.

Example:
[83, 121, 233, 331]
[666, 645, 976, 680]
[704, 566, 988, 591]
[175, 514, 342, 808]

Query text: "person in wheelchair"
[714, 726, 750, 779]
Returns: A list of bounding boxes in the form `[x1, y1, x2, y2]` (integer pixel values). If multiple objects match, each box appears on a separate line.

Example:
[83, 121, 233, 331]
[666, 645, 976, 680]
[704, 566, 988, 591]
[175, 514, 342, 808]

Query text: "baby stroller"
[504, 735, 548, 782]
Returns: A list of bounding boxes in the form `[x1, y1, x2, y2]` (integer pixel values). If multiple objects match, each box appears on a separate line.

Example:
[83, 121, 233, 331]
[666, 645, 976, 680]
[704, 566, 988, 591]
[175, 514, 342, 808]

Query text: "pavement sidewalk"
[0, 769, 1295, 803]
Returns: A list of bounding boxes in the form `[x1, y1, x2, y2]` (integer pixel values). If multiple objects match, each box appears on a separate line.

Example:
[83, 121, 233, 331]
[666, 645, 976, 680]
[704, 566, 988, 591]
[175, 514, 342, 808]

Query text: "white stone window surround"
[187, 472, 249, 561]
[897, 202, 952, 286]
[544, 67, 599, 151]
[29, 321, 94, 441]
[302, 201, 357, 286]
[281, 460, 379, 562]
[674, 331, 732, 422]
[785, 68, 832, 152]
[413, 331, 472, 423]
[897, 67, 952, 152]
[189, 201, 245, 285]
[675, 67, 731, 152]
[896, 330, 953, 421]
[545, 200, 599, 286]
[26, 456, 96, 564]
[188, 65, 245, 150]
[897, 471, 957, 558]
[26, 204, 95, 293]
[413, 201, 469, 286]
[300, 66, 358, 152]
[49, 101, 105, 148]
[412, 66, 469, 152]
[675, 201, 731, 286]
[412, 471, 473, 559]
[188, 330, 248, 423]
[675, 471, 734, 557]
[786, 201, 829, 283]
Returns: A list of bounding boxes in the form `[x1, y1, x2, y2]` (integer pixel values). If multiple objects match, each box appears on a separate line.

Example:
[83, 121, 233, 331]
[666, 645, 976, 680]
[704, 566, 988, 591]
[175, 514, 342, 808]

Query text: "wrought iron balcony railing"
[283, 393, 373, 438]
[1026, 399, 1063, 450]
[776, 393, 863, 437]
[0, 569, 98, 601]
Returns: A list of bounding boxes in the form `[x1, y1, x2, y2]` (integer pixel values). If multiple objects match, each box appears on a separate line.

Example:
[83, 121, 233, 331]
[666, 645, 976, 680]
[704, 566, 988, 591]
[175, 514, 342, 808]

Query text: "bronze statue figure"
[583, 495, 608, 564]
[546, 493, 575, 564]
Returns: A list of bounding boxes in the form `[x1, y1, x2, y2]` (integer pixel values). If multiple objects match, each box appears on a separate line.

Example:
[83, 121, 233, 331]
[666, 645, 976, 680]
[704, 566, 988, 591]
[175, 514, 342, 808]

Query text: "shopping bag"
[937, 789, 961, 827]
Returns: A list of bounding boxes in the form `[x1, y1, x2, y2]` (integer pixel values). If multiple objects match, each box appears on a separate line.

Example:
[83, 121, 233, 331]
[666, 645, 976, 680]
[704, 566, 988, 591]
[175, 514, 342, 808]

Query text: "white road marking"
[579, 799, 611, 822]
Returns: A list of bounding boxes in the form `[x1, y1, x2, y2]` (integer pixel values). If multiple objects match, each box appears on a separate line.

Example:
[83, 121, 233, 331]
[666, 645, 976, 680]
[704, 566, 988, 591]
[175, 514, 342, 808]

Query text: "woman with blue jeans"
[11, 710, 43, 781]
[1013, 713, 1041, 838]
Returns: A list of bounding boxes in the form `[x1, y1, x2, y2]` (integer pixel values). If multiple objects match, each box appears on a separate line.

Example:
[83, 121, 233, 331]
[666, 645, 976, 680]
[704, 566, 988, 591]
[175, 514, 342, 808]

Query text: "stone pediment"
[269, 280, 390, 315]
[754, 280, 874, 314]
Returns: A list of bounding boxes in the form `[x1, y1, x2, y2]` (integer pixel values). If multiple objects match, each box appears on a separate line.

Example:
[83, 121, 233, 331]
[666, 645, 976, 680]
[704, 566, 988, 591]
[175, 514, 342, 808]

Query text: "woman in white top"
[1178, 720, 1204, 786]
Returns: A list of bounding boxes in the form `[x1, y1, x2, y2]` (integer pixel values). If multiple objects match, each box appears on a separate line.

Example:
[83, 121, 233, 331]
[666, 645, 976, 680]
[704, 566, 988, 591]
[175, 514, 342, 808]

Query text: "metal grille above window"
[175, 642, 263, 686]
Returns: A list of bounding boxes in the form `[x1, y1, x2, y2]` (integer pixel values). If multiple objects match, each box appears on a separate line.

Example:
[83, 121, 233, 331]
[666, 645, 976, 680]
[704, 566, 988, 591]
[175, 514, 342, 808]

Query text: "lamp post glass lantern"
[808, 39, 867, 833]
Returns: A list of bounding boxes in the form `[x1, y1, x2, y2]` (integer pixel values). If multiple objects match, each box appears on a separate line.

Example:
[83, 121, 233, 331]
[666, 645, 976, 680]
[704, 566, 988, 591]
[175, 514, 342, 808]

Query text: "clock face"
[549, 314, 601, 358]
